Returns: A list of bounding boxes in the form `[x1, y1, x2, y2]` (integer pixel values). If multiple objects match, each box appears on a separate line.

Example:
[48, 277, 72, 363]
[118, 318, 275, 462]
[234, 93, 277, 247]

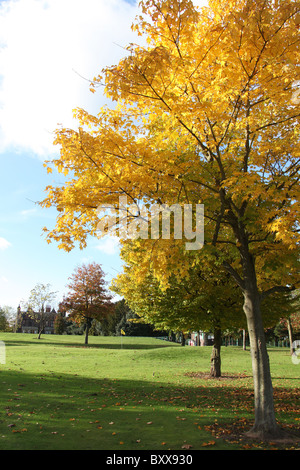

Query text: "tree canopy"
[61, 262, 114, 344]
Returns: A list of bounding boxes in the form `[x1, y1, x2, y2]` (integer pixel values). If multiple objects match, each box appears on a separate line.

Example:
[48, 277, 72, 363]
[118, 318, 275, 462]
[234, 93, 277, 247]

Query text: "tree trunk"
[243, 274, 284, 439]
[85, 318, 92, 345]
[229, 220, 286, 440]
[38, 320, 43, 339]
[210, 326, 222, 378]
[286, 318, 294, 356]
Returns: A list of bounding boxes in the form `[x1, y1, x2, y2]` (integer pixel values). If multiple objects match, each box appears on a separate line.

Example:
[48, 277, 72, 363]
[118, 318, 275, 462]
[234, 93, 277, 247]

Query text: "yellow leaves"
[88, 74, 103, 95]
[268, 216, 300, 250]
[294, 13, 300, 28]
[221, 171, 263, 205]
[39, 0, 300, 315]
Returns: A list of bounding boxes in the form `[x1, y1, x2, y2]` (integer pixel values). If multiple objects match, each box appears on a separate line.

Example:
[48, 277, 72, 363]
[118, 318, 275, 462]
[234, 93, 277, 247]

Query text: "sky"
[0, 0, 142, 309]
[0, 0, 207, 311]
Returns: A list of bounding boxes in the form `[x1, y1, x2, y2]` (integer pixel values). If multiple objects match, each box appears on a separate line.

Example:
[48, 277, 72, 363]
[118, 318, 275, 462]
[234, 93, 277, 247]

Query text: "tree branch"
[222, 261, 245, 290]
[261, 285, 296, 300]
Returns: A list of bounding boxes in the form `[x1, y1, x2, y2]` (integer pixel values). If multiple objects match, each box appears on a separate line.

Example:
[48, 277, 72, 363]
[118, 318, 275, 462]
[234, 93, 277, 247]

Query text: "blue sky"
[0, 149, 124, 308]
[0, 0, 140, 309]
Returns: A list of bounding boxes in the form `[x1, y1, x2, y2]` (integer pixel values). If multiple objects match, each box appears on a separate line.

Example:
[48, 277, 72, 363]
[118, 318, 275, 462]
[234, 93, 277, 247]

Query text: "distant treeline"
[54, 298, 166, 338]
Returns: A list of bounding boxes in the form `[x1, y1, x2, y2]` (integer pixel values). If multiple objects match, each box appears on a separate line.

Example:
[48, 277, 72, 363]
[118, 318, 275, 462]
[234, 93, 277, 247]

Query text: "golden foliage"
[41, 0, 300, 291]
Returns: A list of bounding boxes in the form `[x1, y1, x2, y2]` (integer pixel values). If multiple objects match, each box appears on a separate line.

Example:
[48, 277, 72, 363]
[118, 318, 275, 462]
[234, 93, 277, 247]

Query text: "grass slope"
[0, 333, 299, 450]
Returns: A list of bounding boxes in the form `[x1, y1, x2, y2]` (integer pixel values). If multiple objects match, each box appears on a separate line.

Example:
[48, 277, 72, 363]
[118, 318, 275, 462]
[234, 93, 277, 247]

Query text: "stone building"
[16, 305, 57, 334]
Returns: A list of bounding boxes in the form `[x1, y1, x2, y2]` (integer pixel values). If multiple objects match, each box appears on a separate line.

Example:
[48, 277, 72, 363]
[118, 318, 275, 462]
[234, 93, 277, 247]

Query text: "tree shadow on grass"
[2, 338, 178, 350]
[0, 368, 299, 450]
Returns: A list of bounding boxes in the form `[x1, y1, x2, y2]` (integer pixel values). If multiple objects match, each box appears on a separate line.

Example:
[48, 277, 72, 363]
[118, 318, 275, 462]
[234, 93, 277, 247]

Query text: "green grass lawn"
[0, 333, 299, 450]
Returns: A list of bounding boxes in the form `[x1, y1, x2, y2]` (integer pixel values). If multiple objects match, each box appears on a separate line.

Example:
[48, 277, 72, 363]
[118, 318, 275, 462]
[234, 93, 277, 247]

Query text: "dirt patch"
[206, 418, 300, 450]
[185, 371, 251, 380]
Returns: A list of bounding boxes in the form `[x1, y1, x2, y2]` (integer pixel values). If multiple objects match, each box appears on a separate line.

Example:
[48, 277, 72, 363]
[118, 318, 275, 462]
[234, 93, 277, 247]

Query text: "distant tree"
[23, 283, 57, 339]
[61, 263, 114, 345]
[0, 306, 15, 332]
[0, 308, 9, 331]
[114, 299, 130, 335]
[54, 312, 65, 335]
[114, 298, 166, 337]
[65, 320, 84, 335]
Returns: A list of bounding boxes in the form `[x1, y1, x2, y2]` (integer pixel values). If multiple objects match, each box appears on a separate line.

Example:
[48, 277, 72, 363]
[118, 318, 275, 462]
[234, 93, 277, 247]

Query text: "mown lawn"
[0, 333, 299, 450]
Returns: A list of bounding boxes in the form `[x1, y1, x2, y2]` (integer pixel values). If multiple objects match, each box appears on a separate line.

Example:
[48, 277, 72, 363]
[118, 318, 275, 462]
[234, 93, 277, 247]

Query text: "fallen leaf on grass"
[181, 444, 193, 449]
[242, 444, 253, 450]
[147, 421, 153, 425]
[202, 441, 216, 447]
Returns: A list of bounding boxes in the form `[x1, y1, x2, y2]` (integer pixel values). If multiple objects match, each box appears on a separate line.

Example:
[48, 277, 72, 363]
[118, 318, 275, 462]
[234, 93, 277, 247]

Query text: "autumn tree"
[112, 239, 293, 377]
[54, 302, 68, 335]
[112, 240, 246, 377]
[61, 263, 114, 345]
[41, 0, 300, 439]
[23, 283, 57, 339]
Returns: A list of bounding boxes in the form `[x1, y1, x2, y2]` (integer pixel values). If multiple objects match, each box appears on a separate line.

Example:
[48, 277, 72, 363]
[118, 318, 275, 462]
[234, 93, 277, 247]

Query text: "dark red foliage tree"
[62, 262, 114, 344]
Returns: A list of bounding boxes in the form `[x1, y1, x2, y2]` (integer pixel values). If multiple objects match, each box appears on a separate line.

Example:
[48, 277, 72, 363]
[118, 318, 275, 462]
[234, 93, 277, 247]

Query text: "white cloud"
[0, 0, 140, 156]
[20, 208, 38, 218]
[95, 236, 120, 255]
[0, 237, 12, 250]
[0, 0, 209, 157]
